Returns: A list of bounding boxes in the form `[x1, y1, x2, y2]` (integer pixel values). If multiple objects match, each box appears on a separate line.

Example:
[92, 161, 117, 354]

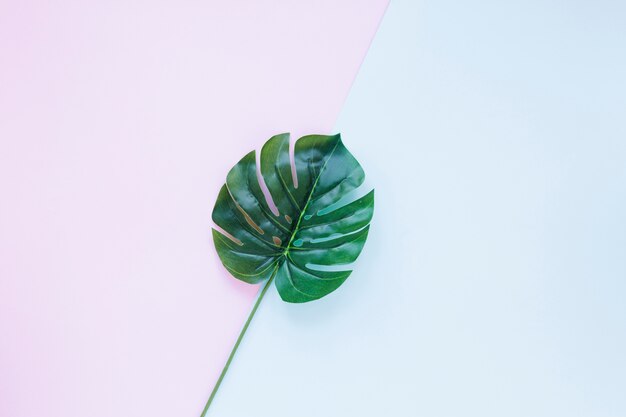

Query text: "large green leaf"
[211, 133, 374, 303]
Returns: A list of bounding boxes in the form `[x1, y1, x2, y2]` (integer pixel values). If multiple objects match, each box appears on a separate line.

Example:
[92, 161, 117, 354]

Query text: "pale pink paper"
[0, 1, 388, 416]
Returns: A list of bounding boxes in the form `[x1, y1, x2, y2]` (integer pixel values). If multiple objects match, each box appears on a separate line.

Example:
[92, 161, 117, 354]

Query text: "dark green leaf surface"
[212, 133, 374, 303]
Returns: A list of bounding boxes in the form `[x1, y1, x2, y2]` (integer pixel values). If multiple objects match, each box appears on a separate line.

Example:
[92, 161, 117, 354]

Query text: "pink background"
[0, 1, 388, 416]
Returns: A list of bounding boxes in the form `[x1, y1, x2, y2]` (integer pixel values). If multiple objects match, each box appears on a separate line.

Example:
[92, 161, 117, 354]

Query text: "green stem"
[200, 267, 278, 417]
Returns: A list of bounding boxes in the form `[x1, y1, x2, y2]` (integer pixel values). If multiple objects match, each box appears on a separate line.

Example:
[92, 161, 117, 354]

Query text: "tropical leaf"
[211, 133, 374, 303]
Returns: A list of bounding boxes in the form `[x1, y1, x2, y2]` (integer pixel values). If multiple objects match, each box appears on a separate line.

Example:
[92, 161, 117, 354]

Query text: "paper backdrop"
[3, 1, 626, 416]
[0, 1, 388, 416]
[210, 0, 626, 416]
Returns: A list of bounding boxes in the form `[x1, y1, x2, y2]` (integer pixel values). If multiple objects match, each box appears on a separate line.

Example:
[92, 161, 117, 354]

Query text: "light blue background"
[211, 1, 626, 415]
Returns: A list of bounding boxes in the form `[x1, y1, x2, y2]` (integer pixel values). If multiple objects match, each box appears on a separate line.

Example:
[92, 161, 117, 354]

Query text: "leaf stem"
[200, 266, 278, 417]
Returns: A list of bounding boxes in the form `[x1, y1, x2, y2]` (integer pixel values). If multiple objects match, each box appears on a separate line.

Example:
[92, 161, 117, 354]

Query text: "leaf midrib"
[282, 139, 340, 259]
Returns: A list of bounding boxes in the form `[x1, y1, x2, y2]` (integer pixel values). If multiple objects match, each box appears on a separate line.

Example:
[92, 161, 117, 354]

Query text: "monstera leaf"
[211, 133, 374, 303]
[201, 133, 374, 415]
